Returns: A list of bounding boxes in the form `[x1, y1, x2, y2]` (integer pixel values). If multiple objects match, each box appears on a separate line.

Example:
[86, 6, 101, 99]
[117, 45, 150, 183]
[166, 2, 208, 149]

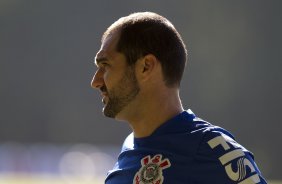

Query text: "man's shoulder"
[177, 113, 237, 148]
[120, 116, 236, 156]
[174, 117, 267, 183]
[120, 110, 236, 153]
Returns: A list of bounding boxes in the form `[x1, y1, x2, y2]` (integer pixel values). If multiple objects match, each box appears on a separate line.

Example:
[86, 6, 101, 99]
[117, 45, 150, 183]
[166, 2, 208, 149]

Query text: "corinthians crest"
[133, 154, 171, 184]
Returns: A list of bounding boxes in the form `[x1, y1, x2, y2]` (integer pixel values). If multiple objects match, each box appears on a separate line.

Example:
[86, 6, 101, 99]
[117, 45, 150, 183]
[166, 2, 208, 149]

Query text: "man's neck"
[124, 89, 184, 138]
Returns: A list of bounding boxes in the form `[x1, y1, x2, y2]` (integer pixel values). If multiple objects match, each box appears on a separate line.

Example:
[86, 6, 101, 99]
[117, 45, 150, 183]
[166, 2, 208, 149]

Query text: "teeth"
[102, 96, 107, 104]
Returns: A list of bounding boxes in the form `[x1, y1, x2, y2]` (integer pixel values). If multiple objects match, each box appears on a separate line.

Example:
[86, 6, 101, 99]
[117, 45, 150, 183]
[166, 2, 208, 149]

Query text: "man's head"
[92, 12, 187, 119]
[102, 12, 187, 88]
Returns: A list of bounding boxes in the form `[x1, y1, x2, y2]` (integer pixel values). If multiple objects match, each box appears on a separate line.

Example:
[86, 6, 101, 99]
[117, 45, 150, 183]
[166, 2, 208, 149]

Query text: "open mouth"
[101, 93, 108, 104]
[102, 97, 107, 104]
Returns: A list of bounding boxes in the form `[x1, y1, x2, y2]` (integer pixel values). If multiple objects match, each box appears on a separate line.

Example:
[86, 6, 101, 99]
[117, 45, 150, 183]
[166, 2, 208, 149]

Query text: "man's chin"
[103, 106, 117, 118]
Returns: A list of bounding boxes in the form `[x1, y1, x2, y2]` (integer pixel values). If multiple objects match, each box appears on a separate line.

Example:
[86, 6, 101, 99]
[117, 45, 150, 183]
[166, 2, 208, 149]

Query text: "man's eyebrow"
[95, 57, 108, 65]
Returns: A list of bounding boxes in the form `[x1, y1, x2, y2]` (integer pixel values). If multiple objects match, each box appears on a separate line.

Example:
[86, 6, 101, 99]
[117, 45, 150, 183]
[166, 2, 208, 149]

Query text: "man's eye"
[101, 62, 110, 67]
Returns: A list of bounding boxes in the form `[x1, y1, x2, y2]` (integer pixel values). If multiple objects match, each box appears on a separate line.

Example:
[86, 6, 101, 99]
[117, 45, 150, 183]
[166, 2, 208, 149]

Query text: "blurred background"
[0, 0, 281, 183]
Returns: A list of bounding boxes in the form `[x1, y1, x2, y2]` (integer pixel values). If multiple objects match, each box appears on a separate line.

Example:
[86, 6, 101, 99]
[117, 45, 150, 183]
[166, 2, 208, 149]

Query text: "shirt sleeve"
[193, 129, 268, 184]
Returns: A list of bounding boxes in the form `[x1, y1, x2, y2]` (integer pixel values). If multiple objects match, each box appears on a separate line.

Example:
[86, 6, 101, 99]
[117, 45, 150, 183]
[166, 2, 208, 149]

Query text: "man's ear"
[135, 54, 160, 84]
[140, 54, 158, 74]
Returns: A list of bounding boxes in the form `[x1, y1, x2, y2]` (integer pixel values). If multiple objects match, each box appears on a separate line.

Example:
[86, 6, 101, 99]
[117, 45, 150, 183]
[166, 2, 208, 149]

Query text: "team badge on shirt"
[133, 154, 171, 184]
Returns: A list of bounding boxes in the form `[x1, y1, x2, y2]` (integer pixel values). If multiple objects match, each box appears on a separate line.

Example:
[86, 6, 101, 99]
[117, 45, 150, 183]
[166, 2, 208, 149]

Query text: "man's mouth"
[100, 86, 108, 104]
[101, 93, 108, 104]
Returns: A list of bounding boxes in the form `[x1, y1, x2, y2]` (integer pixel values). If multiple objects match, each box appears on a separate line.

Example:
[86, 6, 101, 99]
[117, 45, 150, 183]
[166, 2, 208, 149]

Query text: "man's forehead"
[96, 34, 120, 59]
[96, 38, 114, 57]
[102, 30, 121, 49]
[94, 31, 122, 64]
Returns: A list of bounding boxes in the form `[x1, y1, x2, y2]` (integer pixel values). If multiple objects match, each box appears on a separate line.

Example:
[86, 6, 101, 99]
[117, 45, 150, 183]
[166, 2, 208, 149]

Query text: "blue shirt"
[105, 110, 267, 184]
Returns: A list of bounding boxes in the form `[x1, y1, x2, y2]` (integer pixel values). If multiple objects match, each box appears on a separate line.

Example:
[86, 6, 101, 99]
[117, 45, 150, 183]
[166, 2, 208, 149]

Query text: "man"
[91, 12, 267, 184]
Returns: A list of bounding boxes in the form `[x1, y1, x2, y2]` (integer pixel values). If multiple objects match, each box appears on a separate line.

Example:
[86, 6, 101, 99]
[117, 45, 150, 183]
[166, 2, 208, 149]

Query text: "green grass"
[0, 174, 279, 184]
[0, 174, 104, 184]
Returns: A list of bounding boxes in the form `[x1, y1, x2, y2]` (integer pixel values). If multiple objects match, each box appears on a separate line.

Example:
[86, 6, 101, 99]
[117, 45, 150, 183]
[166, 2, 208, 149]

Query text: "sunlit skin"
[91, 30, 184, 138]
[92, 32, 140, 118]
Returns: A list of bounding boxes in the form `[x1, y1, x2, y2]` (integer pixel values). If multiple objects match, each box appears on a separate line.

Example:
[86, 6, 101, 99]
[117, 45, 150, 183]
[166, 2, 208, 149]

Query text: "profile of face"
[102, 68, 139, 118]
[91, 32, 140, 118]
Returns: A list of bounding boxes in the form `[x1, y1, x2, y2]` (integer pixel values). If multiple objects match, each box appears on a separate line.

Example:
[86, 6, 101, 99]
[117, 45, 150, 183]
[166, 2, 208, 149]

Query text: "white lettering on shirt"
[208, 134, 260, 184]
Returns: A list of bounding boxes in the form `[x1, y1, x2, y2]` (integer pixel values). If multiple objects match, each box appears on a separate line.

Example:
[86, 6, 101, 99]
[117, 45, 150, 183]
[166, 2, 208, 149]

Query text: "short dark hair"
[103, 12, 187, 87]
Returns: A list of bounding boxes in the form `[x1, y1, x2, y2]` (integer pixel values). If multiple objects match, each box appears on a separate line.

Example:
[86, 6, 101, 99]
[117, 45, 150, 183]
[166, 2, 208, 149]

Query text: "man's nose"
[91, 70, 104, 89]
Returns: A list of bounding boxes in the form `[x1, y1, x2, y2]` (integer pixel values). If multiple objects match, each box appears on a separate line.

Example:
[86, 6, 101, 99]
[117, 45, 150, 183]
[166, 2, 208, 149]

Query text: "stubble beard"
[103, 67, 140, 118]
